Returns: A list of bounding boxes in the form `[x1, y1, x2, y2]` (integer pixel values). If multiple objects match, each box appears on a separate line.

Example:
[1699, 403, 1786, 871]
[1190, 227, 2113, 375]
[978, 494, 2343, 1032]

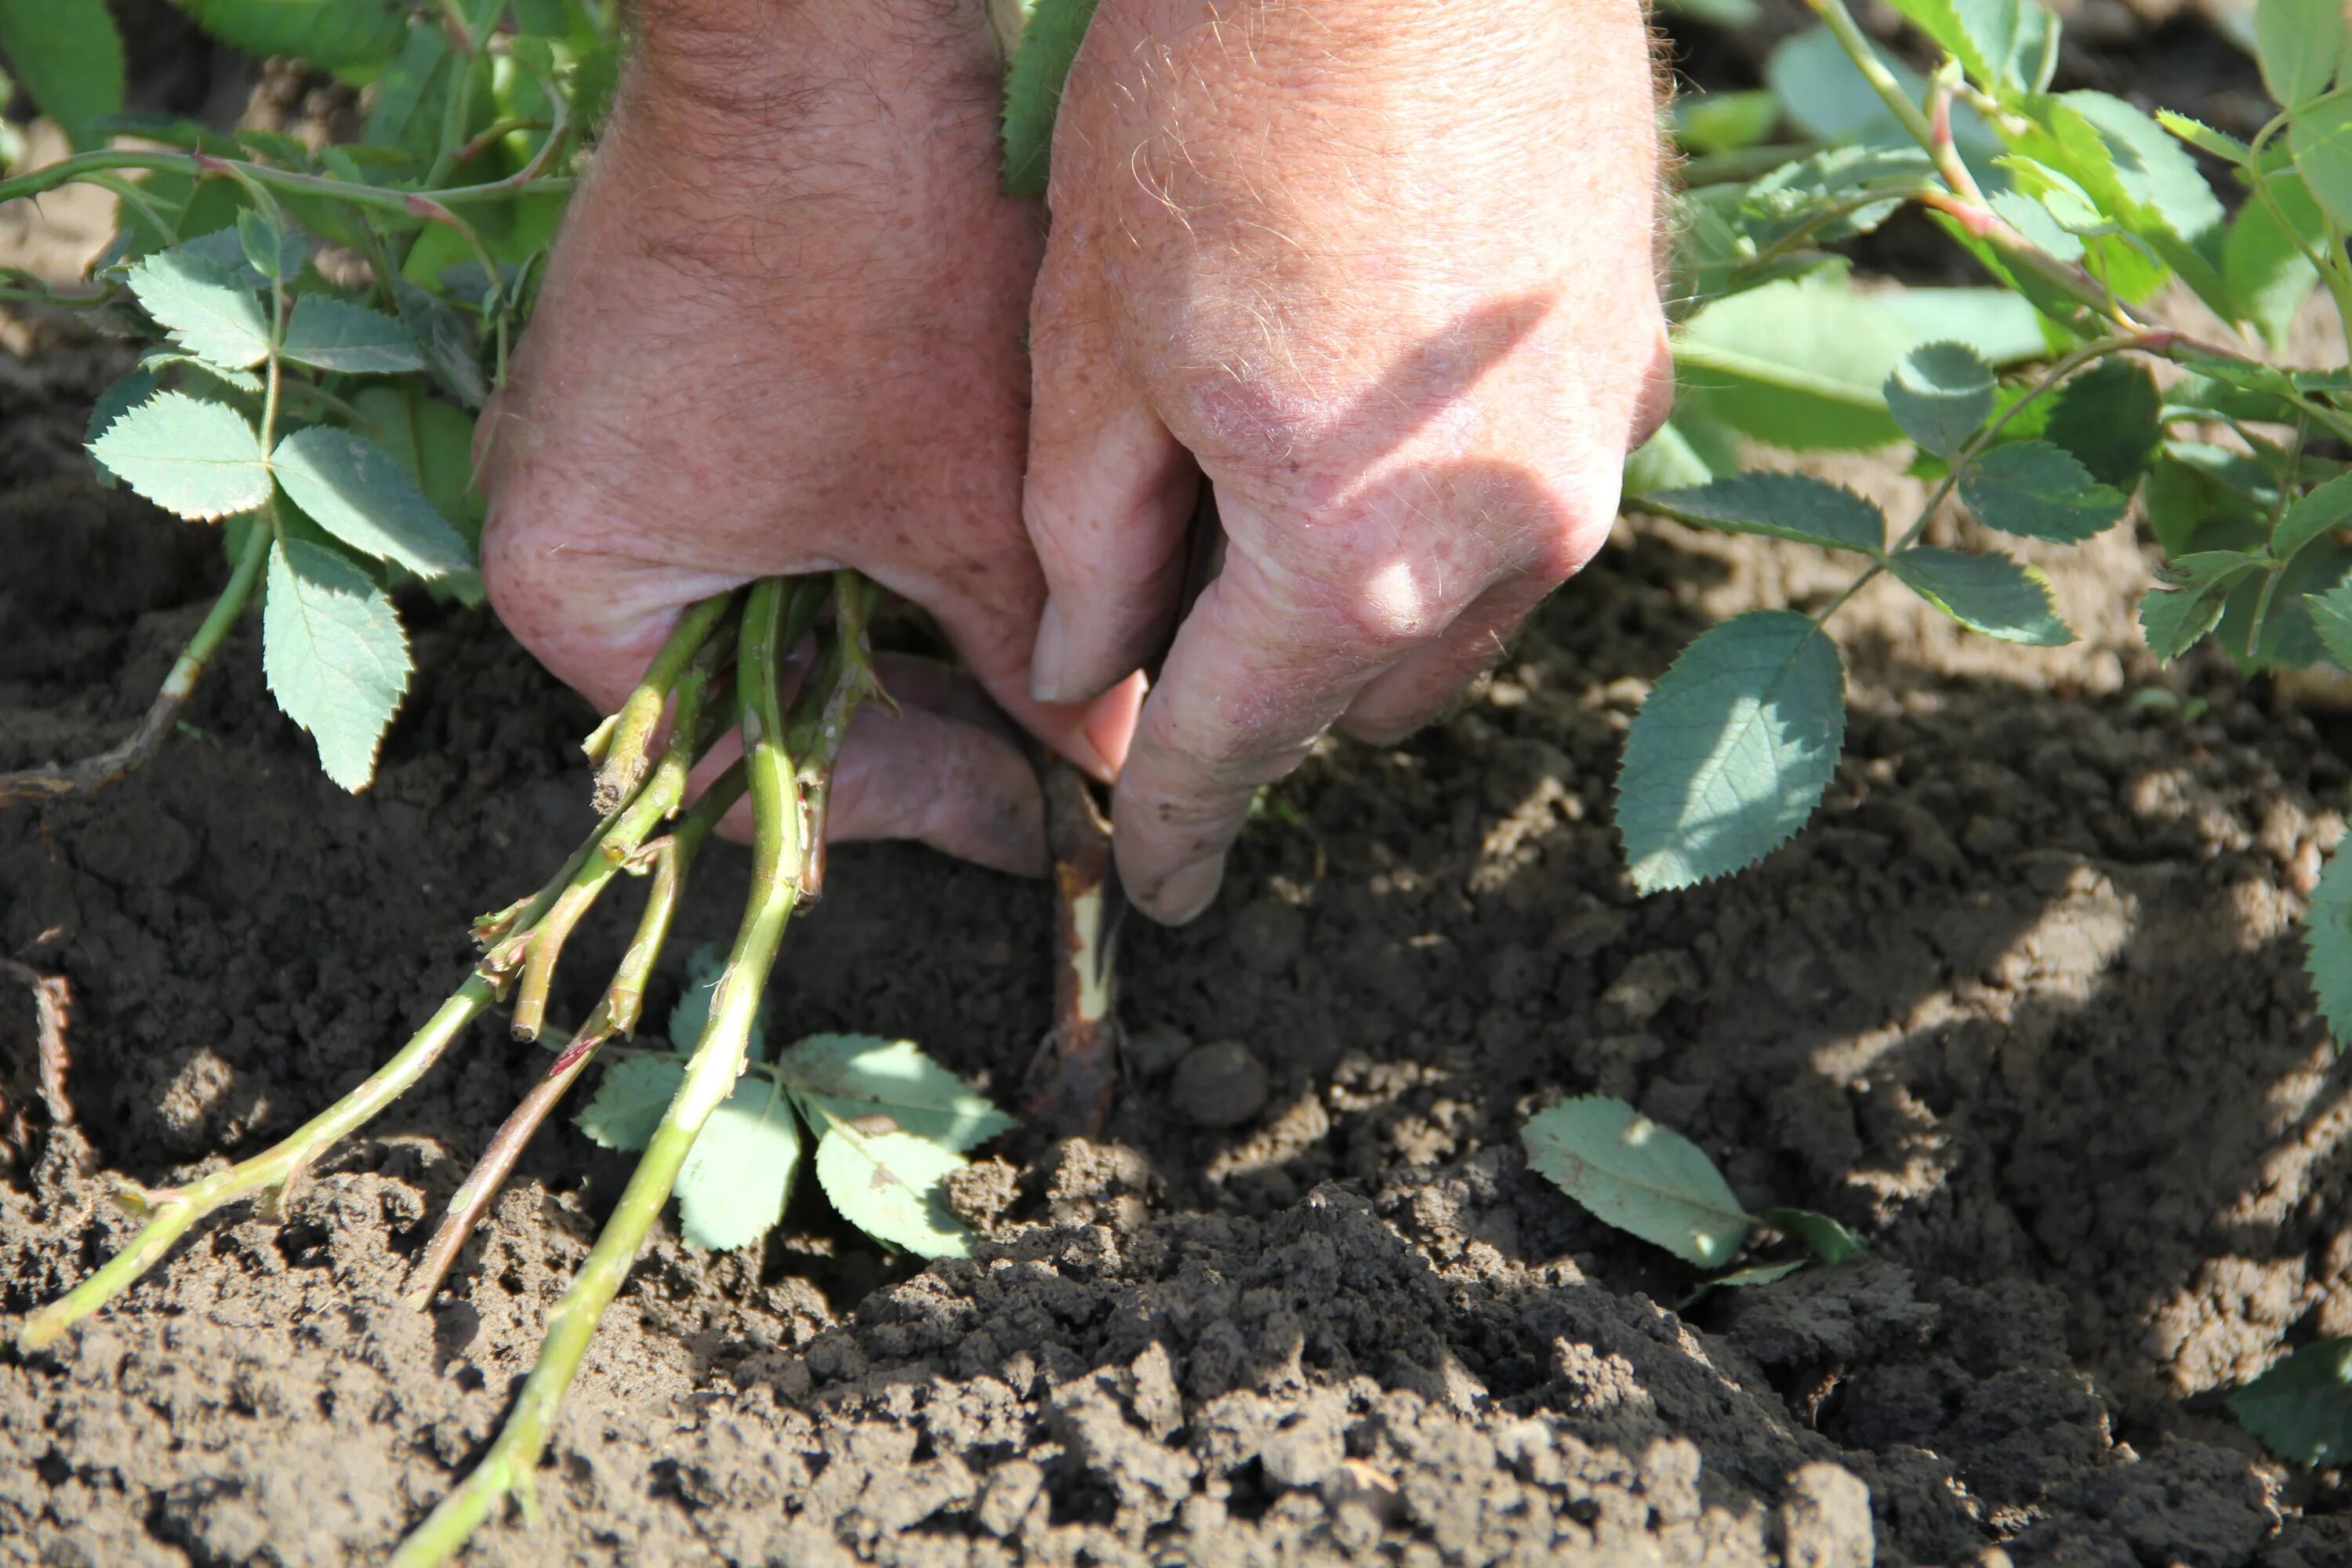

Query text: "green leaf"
[280, 295, 424, 374]
[1882, 0, 2054, 96]
[1000, 0, 1101, 198]
[350, 383, 487, 550]
[1710, 1259, 1811, 1290]
[575, 1054, 684, 1152]
[270, 426, 471, 580]
[2307, 583, 2352, 668]
[394, 274, 486, 408]
[1892, 547, 2074, 645]
[1672, 90, 1780, 156]
[2257, 0, 2343, 107]
[2050, 91, 2227, 244]
[1615, 609, 1846, 892]
[2156, 109, 2252, 165]
[2042, 358, 2161, 489]
[87, 390, 271, 521]
[2275, 474, 2352, 564]
[1959, 440, 2129, 542]
[2290, 97, 2352, 231]
[811, 1123, 972, 1258]
[1737, 147, 1933, 251]
[176, 0, 408, 68]
[139, 349, 266, 397]
[675, 1070, 804, 1251]
[1762, 1206, 1864, 1265]
[1624, 419, 1737, 496]
[1885, 340, 1994, 456]
[1764, 27, 1929, 143]
[2139, 550, 2267, 662]
[666, 943, 766, 1061]
[1639, 471, 1885, 554]
[2232, 1338, 2352, 1463]
[261, 538, 412, 791]
[126, 245, 270, 371]
[85, 367, 161, 487]
[2227, 172, 2324, 349]
[235, 210, 307, 283]
[0, 0, 125, 146]
[1521, 1096, 1754, 1268]
[361, 20, 449, 163]
[779, 1034, 1014, 1152]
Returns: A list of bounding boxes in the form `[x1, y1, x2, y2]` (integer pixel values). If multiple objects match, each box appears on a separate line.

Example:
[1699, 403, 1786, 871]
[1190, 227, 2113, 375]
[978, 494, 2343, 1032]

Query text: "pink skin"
[483, 0, 1668, 910]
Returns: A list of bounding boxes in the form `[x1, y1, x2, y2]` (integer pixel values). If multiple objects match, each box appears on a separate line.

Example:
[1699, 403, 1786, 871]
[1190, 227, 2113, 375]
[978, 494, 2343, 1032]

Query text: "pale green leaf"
[1615, 609, 1846, 892]
[2291, 97, 2352, 231]
[2257, 0, 2343, 107]
[280, 295, 423, 374]
[1521, 1096, 1753, 1268]
[2053, 91, 2227, 244]
[1638, 471, 1885, 554]
[2307, 583, 2352, 668]
[780, 1033, 1015, 1152]
[1885, 340, 1994, 456]
[2156, 109, 2252, 164]
[812, 1123, 973, 1258]
[2227, 172, 2324, 349]
[1959, 440, 2129, 542]
[1672, 90, 1779, 156]
[576, 1055, 684, 1152]
[1000, 0, 1100, 197]
[2233, 1338, 2352, 1463]
[666, 943, 767, 1061]
[1987, 187, 2085, 262]
[127, 246, 270, 371]
[2140, 551, 2267, 662]
[676, 1070, 804, 1251]
[1891, 547, 2074, 645]
[1762, 1206, 1864, 1265]
[261, 539, 411, 791]
[0, 0, 125, 146]
[140, 349, 265, 396]
[235, 210, 307, 283]
[87, 390, 270, 521]
[2275, 474, 2352, 564]
[85, 366, 160, 487]
[1883, 0, 2054, 96]
[270, 426, 471, 580]
[176, 0, 408, 67]
[394, 274, 485, 408]
[1764, 27, 1929, 143]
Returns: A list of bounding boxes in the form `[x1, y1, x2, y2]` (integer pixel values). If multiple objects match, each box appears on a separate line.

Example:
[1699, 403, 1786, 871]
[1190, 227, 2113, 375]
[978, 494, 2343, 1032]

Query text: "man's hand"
[1024, 0, 1672, 920]
[479, 0, 1132, 876]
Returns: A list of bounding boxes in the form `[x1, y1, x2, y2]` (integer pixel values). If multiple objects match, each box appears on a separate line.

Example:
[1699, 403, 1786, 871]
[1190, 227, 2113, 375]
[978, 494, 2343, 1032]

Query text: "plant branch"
[590, 591, 739, 814]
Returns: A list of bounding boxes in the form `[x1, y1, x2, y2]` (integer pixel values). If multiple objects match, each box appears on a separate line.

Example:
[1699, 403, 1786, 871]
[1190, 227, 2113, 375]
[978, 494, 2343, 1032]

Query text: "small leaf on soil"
[127, 245, 270, 371]
[1709, 1259, 1810, 1290]
[2304, 845, 2352, 1051]
[261, 538, 411, 792]
[270, 426, 471, 580]
[1959, 440, 2129, 543]
[1615, 609, 1846, 893]
[575, 1054, 684, 1152]
[2231, 1337, 2352, 1464]
[279, 296, 423, 375]
[87, 390, 270, 520]
[1884, 340, 1994, 456]
[779, 1034, 1014, 1152]
[1890, 547, 2074, 646]
[811, 1123, 973, 1258]
[1521, 1095, 1753, 1268]
[1762, 1206, 1864, 1265]
[675, 1070, 802, 1251]
[1639, 472, 1885, 555]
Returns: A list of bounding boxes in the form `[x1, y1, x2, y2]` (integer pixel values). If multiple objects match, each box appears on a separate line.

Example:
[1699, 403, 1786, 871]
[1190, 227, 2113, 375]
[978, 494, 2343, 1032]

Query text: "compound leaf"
[2275, 474, 2352, 564]
[812, 1123, 973, 1258]
[676, 1070, 803, 1251]
[781, 1034, 1014, 1152]
[2256, 0, 2343, 109]
[270, 426, 470, 580]
[1639, 471, 1885, 554]
[1885, 340, 1994, 456]
[1000, 0, 1100, 197]
[176, 0, 408, 68]
[280, 295, 423, 374]
[2309, 583, 2352, 669]
[87, 390, 270, 521]
[2288, 96, 2352, 230]
[2232, 1337, 2352, 1463]
[575, 1054, 684, 1153]
[1892, 547, 2074, 646]
[127, 246, 270, 371]
[262, 538, 411, 791]
[0, 0, 125, 146]
[1616, 610, 1846, 893]
[1522, 1095, 1753, 1269]
[1960, 440, 2129, 542]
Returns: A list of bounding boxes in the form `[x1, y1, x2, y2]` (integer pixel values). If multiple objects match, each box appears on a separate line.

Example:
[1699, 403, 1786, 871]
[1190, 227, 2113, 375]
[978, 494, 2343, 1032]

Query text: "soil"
[9, 19, 2352, 1568]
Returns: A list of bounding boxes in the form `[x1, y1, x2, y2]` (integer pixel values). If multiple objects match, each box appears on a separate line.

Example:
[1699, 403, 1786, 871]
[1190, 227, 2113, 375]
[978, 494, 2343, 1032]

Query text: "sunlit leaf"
[280, 295, 423, 374]
[676, 1071, 803, 1251]
[1000, 0, 1100, 197]
[270, 426, 471, 579]
[1890, 547, 2074, 646]
[1959, 441, 2129, 542]
[261, 538, 411, 791]
[1522, 1095, 1753, 1268]
[127, 245, 270, 371]
[811, 1122, 973, 1258]
[1637, 471, 1886, 554]
[87, 390, 270, 521]
[780, 1033, 1014, 1152]
[2232, 1337, 2352, 1462]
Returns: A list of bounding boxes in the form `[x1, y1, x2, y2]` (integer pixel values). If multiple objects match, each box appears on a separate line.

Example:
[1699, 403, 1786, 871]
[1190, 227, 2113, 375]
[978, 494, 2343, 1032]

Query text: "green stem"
[1799, 0, 1937, 151]
[590, 591, 739, 814]
[0, 148, 567, 215]
[390, 584, 811, 1568]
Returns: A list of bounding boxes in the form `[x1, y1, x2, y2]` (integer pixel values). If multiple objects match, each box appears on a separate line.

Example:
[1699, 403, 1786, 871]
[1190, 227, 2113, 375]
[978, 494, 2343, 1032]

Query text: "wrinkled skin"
[483, 0, 1668, 913]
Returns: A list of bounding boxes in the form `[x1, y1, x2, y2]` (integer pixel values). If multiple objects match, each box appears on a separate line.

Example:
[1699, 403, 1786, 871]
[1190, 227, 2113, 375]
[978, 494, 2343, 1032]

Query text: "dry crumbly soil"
[10, 24, 2352, 1568]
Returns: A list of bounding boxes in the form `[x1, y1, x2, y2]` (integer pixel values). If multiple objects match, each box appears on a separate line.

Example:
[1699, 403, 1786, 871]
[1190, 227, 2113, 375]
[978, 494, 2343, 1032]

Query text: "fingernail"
[1030, 598, 1070, 704]
[1152, 855, 1225, 924]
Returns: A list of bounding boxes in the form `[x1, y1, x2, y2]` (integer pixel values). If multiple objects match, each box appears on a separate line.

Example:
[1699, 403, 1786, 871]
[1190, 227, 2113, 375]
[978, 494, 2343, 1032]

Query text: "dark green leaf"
[394, 274, 486, 408]
[1762, 1207, 1864, 1265]
[2291, 96, 2352, 230]
[235, 210, 307, 283]
[2231, 1338, 2352, 1462]
[2042, 358, 2161, 489]
[1959, 440, 2129, 542]
[87, 390, 270, 521]
[2307, 583, 2352, 669]
[2275, 474, 2352, 563]
[0, 0, 125, 146]
[676, 1070, 803, 1251]
[1710, 1259, 1811, 1290]
[812, 1123, 972, 1258]
[177, 0, 408, 68]
[261, 538, 411, 791]
[270, 426, 471, 580]
[779, 1034, 1014, 1152]
[1615, 610, 1846, 892]
[2257, 0, 2343, 108]
[1891, 547, 2073, 645]
[576, 1055, 684, 1152]
[1639, 471, 1886, 554]
[1885, 340, 1994, 456]
[1522, 1096, 1753, 1268]
[360, 20, 449, 162]
[1000, 0, 1101, 198]
[350, 384, 488, 550]
[126, 246, 270, 371]
[2219, 538, 2352, 671]
[2139, 550, 2267, 662]
[280, 295, 424, 374]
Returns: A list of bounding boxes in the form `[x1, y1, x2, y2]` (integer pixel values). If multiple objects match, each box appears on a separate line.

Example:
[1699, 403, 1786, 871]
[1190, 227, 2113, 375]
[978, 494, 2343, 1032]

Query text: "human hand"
[479, 0, 1134, 876]
[1023, 0, 1673, 920]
